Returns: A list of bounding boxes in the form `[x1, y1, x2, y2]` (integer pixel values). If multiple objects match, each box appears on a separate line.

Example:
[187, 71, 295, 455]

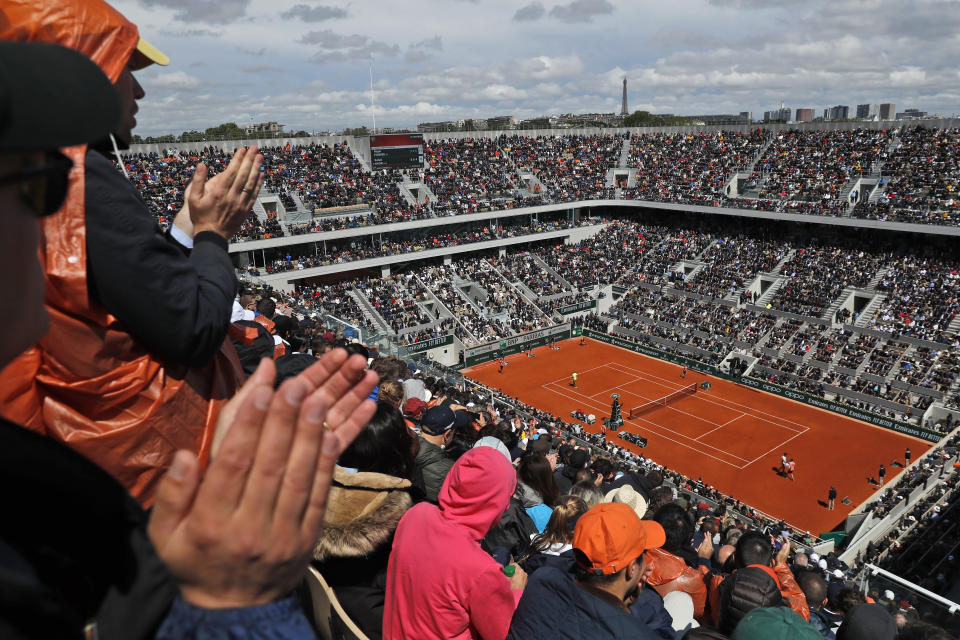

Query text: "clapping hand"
[148, 350, 378, 608]
[187, 146, 265, 240]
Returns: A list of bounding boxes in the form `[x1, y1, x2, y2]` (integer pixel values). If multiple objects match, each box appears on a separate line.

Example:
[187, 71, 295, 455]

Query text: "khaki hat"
[604, 484, 648, 519]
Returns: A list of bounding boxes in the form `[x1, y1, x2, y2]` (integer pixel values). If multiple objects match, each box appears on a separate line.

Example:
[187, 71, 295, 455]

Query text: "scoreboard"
[369, 133, 424, 170]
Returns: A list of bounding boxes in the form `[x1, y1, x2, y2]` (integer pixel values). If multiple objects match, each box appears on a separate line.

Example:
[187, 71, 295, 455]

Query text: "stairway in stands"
[348, 289, 393, 335]
[618, 138, 632, 168]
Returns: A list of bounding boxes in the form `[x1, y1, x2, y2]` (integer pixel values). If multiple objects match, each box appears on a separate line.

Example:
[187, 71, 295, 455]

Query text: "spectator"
[730, 607, 822, 640]
[507, 502, 666, 639]
[385, 446, 527, 640]
[644, 503, 712, 621]
[414, 405, 457, 503]
[569, 479, 605, 507]
[709, 531, 808, 628]
[798, 570, 839, 639]
[717, 565, 792, 635]
[556, 448, 591, 494]
[0, 45, 381, 638]
[0, 0, 264, 504]
[516, 452, 561, 532]
[835, 603, 897, 640]
[311, 403, 417, 639]
[520, 495, 588, 574]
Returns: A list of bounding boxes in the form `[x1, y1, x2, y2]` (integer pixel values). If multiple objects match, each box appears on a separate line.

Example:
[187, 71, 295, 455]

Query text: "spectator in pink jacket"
[384, 446, 527, 639]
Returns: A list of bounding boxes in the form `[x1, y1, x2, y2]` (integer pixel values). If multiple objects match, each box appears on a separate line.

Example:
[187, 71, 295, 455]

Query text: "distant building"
[795, 108, 814, 122]
[879, 103, 896, 120]
[416, 121, 458, 132]
[763, 107, 791, 122]
[826, 105, 849, 120]
[739, 111, 753, 122]
[486, 115, 518, 129]
[856, 103, 879, 119]
[896, 108, 927, 119]
[244, 121, 284, 135]
[689, 114, 753, 125]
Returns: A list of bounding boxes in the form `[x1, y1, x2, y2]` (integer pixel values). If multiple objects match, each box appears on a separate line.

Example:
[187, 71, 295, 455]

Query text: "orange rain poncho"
[0, 0, 244, 505]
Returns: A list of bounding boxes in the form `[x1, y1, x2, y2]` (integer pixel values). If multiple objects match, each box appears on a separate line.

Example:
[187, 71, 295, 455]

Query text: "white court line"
[543, 380, 750, 465]
[606, 361, 812, 464]
[606, 361, 808, 433]
[544, 363, 608, 386]
[589, 376, 645, 400]
[744, 430, 808, 468]
[539, 383, 748, 468]
[695, 413, 746, 441]
[607, 360, 809, 433]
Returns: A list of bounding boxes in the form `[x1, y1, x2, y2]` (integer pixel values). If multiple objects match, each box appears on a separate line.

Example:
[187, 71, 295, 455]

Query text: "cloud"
[549, 0, 614, 23]
[137, 0, 252, 24]
[410, 36, 444, 52]
[707, 0, 792, 7]
[513, 2, 546, 21]
[237, 46, 267, 57]
[146, 71, 203, 90]
[510, 55, 584, 81]
[404, 36, 444, 63]
[889, 67, 927, 87]
[158, 28, 223, 38]
[244, 65, 287, 74]
[300, 30, 401, 63]
[280, 4, 348, 22]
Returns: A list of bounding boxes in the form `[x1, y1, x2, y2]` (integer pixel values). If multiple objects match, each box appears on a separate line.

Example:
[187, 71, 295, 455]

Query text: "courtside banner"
[465, 323, 572, 366]
[399, 334, 454, 355]
[581, 329, 942, 443]
[558, 300, 597, 315]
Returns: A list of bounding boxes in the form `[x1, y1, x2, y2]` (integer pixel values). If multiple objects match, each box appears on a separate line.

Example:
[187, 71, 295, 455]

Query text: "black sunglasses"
[0, 151, 74, 217]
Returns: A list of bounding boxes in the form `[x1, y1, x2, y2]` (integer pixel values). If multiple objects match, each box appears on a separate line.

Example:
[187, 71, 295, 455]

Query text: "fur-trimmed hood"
[313, 466, 413, 561]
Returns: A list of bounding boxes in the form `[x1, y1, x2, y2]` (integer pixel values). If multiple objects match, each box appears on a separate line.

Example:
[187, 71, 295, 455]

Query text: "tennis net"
[627, 383, 698, 419]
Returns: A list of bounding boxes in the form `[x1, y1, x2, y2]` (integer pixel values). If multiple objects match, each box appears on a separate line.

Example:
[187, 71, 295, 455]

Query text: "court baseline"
[543, 362, 807, 469]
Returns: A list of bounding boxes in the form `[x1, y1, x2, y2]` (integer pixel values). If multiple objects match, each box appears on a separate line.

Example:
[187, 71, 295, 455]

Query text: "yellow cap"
[130, 36, 170, 70]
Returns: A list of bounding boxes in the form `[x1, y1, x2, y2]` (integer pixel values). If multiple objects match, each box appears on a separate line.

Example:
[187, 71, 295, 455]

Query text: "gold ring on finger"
[322, 421, 334, 431]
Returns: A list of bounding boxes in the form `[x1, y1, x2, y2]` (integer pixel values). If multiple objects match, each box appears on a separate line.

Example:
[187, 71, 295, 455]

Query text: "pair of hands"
[173, 146, 266, 241]
[148, 349, 378, 609]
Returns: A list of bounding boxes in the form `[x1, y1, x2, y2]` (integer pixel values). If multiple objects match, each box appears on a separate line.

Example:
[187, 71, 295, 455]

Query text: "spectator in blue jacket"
[508, 502, 667, 639]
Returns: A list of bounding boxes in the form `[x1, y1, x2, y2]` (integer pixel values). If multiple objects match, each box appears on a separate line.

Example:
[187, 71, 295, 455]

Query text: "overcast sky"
[116, 0, 960, 135]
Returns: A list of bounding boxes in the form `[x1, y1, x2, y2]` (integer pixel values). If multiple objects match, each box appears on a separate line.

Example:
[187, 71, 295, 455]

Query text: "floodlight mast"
[369, 66, 377, 135]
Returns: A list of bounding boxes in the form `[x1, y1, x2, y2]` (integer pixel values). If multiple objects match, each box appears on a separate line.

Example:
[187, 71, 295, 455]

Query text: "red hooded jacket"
[385, 447, 519, 640]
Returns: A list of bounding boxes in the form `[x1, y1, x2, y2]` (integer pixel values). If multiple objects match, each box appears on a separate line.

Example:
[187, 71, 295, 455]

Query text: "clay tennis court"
[464, 337, 932, 534]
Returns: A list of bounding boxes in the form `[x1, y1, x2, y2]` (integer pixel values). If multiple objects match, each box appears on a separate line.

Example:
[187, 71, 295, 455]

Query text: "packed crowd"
[11, 7, 960, 640]
[119, 127, 960, 249]
[626, 129, 768, 203]
[852, 127, 960, 225]
[751, 129, 891, 203]
[244, 215, 595, 276]
[680, 235, 792, 300]
[257, 216, 960, 426]
[771, 244, 889, 317]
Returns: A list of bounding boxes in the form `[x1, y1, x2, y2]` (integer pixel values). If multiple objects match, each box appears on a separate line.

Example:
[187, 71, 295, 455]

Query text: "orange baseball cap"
[573, 502, 666, 575]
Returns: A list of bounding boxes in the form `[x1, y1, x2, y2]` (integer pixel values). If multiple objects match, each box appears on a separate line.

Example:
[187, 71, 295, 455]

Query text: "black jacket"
[507, 567, 662, 639]
[483, 497, 539, 560]
[0, 418, 176, 640]
[611, 470, 656, 500]
[554, 465, 579, 494]
[717, 566, 787, 635]
[413, 437, 454, 504]
[85, 149, 237, 367]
